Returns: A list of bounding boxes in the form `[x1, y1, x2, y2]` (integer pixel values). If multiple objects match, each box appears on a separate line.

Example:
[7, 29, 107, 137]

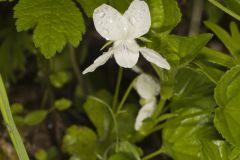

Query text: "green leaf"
[62, 126, 97, 160]
[24, 110, 48, 126]
[169, 68, 216, 111]
[147, 0, 181, 33]
[11, 103, 24, 114]
[230, 21, 240, 44]
[223, 0, 240, 15]
[200, 140, 240, 160]
[108, 153, 133, 160]
[49, 71, 70, 88]
[150, 34, 212, 68]
[118, 141, 143, 160]
[116, 104, 137, 139]
[205, 21, 240, 60]
[35, 149, 48, 160]
[192, 60, 225, 84]
[83, 96, 112, 141]
[162, 108, 216, 160]
[14, 0, 85, 58]
[76, 0, 107, 17]
[0, 76, 30, 160]
[54, 98, 72, 111]
[198, 47, 236, 68]
[214, 65, 240, 147]
[208, 0, 240, 21]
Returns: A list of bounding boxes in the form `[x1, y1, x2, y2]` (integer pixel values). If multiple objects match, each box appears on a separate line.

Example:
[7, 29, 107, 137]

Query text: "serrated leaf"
[147, 0, 181, 33]
[14, 0, 85, 58]
[214, 65, 240, 147]
[200, 140, 240, 160]
[24, 110, 48, 126]
[163, 108, 216, 160]
[150, 33, 212, 68]
[169, 68, 216, 111]
[76, 0, 107, 17]
[62, 126, 97, 160]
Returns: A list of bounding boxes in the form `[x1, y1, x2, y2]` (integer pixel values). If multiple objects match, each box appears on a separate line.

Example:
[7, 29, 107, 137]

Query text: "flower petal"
[82, 50, 113, 74]
[113, 41, 140, 68]
[140, 47, 170, 70]
[135, 100, 156, 131]
[93, 4, 127, 40]
[124, 0, 151, 38]
[134, 73, 160, 100]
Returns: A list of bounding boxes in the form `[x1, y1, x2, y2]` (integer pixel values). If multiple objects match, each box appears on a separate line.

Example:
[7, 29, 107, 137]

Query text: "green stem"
[116, 78, 136, 114]
[113, 67, 123, 110]
[0, 76, 29, 160]
[189, 0, 204, 35]
[208, 0, 240, 21]
[152, 98, 166, 118]
[69, 45, 83, 84]
[142, 148, 164, 160]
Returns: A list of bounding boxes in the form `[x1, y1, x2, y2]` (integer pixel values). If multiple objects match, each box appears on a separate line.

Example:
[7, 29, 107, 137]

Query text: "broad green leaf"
[169, 68, 216, 111]
[205, 21, 240, 60]
[76, 0, 107, 17]
[0, 76, 30, 160]
[62, 126, 97, 160]
[214, 65, 240, 147]
[193, 60, 225, 84]
[83, 96, 112, 141]
[108, 153, 133, 160]
[147, 0, 181, 33]
[49, 71, 70, 88]
[54, 98, 72, 111]
[116, 104, 137, 139]
[200, 140, 240, 160]
[162, 108, 216, 160]
[150, 34, 212, 68]
[118, 141, 143, 160]
[93, 89, 113, 106]
[14, 0, 86, 58]
[24, 110, 48, 126]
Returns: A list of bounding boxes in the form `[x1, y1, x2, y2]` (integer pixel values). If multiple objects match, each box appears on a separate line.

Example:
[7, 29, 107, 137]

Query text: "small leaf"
[49, 71, 70, 88]
[54, 98, 72, 111]
[35, 149, 48, 160]
[62, 126, 97, 160]
[24, 110, 48, 126]
[118, 141, 143, 160]
[11, 103, 24, 114]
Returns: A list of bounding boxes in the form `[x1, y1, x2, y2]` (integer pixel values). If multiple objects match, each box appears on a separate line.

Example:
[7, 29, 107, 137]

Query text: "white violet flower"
[134, 73, 160, 131]
[83, 0, 170, 74]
